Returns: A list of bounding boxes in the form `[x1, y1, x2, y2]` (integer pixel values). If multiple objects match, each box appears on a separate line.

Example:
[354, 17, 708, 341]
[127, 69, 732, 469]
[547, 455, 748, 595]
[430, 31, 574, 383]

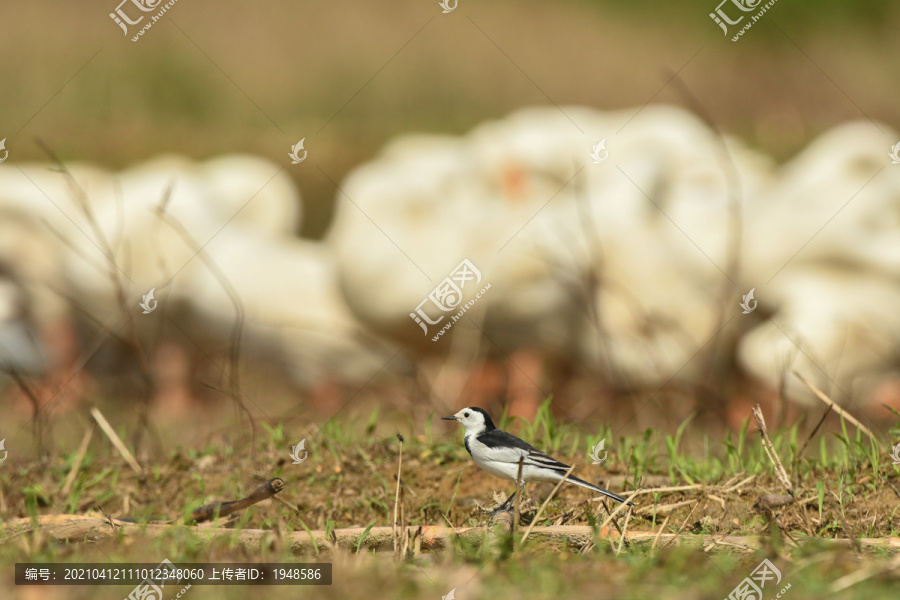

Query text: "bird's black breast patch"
[464, 436, 472, 456]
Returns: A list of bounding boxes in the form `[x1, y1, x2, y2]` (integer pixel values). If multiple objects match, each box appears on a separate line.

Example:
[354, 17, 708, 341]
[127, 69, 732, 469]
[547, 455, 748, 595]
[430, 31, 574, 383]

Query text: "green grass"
[2, 402, 899, 599]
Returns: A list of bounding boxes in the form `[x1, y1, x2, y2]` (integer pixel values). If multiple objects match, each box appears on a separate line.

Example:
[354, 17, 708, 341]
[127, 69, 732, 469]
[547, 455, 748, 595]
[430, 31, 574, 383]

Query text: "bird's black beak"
[441, 415, 457, 421]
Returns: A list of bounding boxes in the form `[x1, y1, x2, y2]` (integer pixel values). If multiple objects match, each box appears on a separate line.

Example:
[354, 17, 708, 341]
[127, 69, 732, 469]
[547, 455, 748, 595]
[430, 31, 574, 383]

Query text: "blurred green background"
[2, 0, 898, 238]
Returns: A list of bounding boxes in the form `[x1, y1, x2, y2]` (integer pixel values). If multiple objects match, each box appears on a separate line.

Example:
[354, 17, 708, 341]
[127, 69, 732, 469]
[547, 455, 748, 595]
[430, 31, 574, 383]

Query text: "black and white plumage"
[442, 407, 631, 506]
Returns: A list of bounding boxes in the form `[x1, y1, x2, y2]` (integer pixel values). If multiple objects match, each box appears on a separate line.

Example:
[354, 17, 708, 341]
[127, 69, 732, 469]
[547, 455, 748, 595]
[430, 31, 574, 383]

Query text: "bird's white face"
[442, 408, 487, 434]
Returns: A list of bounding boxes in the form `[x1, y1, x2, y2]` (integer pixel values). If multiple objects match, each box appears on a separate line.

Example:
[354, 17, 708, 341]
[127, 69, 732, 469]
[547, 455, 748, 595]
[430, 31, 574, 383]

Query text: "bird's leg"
[481, 489, 518, 515]
[489, 492, 516, 517]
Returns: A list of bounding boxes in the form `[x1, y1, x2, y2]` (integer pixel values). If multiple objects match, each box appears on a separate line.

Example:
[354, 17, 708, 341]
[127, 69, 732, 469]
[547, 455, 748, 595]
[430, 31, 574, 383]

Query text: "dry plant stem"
[7, 369, 44, 455]
[830, 566, 881, 593]
[441, 512, 461, 535]
[598, 490, 640, 534]
[595, 484, 701, 497]
[520, 464, 575, 544]
[589, 478, 754, 503]
[706, 494, 726, 510]
[721, 474, 757, 493]
[99, 508, 118, 535]
[888, 483, 900, 501]
[659, 501, 701, 551]
[773, 515, 801, 549]
[751, 404, 793, 495]
[392, 435, 404, 555]
[272, 495, 298, 513]
[90, 407, 141, 474]
[637, 499, 698, 516]
[793, 371, 878, 445]
[616, 506, 633, 555]
[393, 474, 417, 497]
[650, 513, 671, 556]
[513, 457, 524, 538]
[598, 499, 629, 547]
[61, 426, 94, 496]
[794, 405, 832, 465]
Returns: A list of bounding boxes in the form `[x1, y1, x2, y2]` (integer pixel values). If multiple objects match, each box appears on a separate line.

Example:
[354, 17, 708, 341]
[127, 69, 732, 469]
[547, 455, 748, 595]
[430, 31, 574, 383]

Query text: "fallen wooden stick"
[111, 478, 284, 524]
[189, 478, 284, 523]
[4, 517, 899, 554]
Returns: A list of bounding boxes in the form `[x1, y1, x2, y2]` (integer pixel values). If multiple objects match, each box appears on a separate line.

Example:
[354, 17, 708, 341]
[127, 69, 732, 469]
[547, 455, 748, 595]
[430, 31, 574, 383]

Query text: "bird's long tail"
[566, 474, 633, 505]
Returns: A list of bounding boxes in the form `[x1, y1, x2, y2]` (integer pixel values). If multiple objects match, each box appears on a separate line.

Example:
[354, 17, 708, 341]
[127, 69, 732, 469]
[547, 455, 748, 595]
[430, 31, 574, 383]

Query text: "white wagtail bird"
[443, 407, 632, 510]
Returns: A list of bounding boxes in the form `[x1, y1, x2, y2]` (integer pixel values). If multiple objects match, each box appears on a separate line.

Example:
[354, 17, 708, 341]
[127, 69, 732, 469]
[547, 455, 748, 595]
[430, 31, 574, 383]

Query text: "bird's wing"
[479, 430, 571, 473]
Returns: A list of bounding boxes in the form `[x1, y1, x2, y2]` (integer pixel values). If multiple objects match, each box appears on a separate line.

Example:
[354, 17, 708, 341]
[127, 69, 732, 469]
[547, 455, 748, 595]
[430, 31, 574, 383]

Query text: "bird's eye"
[464, 412, 470, 418]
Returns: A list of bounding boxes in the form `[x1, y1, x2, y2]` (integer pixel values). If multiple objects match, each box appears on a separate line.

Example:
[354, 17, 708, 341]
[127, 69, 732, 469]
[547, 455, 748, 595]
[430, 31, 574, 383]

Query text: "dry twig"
[751, 404, 793, 496]
[794, 371, 878, 445]
[392, 434, 404, 555]
[90, 407, 141, 475]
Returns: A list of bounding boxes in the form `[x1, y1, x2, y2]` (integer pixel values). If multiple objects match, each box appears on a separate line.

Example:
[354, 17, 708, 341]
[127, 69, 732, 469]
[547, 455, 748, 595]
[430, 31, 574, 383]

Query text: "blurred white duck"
[737, 121, 900, 405]
[329, 110, 598, 354]
[737, 267, 900, 406]
[328, 115, 605, 417]
[39, 154, 400, 394]
[53, 155, 294, 320]
[180, 228, 405, 391]
[741, 121, 900, 281]
[0, 152, 390, 399]
[570, 105, 773, 385]
[196, 154, 302, 238]
[328, 105, 773, 403]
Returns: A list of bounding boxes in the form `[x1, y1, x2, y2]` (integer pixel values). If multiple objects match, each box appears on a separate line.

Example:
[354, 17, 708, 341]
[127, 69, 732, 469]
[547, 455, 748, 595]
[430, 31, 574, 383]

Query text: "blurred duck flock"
[3, 106, 899, 423]
[1, 2, 900, 600]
